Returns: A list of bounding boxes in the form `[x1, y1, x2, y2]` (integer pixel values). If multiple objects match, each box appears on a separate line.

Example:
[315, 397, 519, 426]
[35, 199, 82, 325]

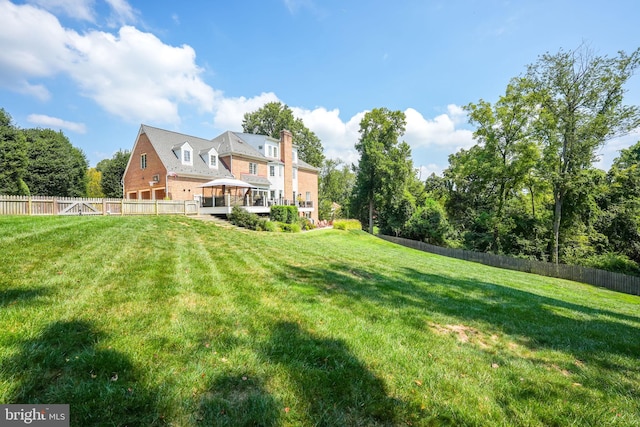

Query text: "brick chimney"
[281, 129, 293, 202]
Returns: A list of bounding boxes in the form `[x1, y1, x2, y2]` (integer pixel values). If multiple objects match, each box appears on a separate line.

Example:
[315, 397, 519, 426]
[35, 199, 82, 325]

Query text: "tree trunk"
[552, 190, 563, 264]
[368, 198, 374, 234]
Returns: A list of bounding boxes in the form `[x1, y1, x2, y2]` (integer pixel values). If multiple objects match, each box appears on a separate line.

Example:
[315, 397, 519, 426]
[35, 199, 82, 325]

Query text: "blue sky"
[1, 0, 639, 175]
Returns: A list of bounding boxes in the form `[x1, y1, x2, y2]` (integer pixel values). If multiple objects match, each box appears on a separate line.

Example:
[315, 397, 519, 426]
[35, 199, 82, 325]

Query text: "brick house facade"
[123, 125, 319, 221]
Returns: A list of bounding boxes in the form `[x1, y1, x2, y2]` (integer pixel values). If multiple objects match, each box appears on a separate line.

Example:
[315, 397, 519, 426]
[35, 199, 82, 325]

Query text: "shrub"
[280, 223, 301, 233]
[402, 199, 452, 246]
[270, 205, 298, 224]
[262, 220, 277, 232]
[580, 252, 640, 276]
[333, 219, 362, 231]
[298, 217, 315, 231]
[229, 206, 275, 231]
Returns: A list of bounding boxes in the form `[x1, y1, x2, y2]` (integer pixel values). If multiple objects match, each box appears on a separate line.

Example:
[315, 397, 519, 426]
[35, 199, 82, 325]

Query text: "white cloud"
[104, 0, 136, 24]
[595, 130, 640, 171]
[291, 106, 363, 164]
[211, 92, 280, 130]
[28, 0, 96, 21]
[0, 1, 72, 99]
[0, 2, 215, 124]
[404, 106, 475, 152]
[27, 114, 87, 133]
[418, 164, 444, 178]
[26, 0, 137, 24]
[67, 25, 216, 123]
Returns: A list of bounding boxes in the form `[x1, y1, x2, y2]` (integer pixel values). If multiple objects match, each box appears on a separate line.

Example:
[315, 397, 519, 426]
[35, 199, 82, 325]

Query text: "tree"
[87, 168, 104, 198]
[598, 141, 640, 263]
[402, 198, 452, 246]
[461, 80, 540, 253]
[352, 108, 413, 234]
[242, 102, 325, 167]
[97, 150, 130, 198]
[23, 128, 88, 197]
[0, 109, 29, 195]
[318, 158, 355, 220]
[526, 45, 640, 263]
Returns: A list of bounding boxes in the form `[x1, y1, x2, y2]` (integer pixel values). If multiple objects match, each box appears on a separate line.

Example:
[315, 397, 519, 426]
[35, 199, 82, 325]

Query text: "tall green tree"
[23, 128, 88, 197]
[97, 150, 130, 198]
[352, 108, 413, 234]
[460, 80, 540, 253]
[598, 141, 640, 263]
[318, 158, 355, 220]
[526, 45, 640, 263]
[242, 101, 325, 167]
[0, 109, 29, 195]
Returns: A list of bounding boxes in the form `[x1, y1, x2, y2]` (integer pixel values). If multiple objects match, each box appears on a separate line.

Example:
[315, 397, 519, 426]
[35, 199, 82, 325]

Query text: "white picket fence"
[0, 195, 199, 216]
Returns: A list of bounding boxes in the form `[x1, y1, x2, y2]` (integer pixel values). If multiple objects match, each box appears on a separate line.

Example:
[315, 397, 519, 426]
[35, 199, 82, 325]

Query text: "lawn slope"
[1, 215, 638, 426]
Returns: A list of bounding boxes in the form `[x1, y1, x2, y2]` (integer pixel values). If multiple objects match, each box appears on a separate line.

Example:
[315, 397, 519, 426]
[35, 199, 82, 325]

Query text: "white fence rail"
[0, 195, 199, 216]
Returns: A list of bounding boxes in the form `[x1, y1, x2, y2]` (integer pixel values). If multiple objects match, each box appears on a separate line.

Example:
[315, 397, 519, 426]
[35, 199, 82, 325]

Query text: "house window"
[209, 154, 217, 167]
[268, 146, 273, 157]
[270, 190, 275, 200]
[140, 153, 147, 169]
[273, 147, 278, 159]
[183, 150, 191, 163]
[269, 165, 275, 177]
[249, 162, 257, 174]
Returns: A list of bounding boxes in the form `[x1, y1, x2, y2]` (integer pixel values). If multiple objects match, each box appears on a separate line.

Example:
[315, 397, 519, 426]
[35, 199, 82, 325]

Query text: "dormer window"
[292, 149, 298, 163]
[173, 142, 193, 166]
[273, 146, 278, 159]
[200, 147, 218, 169]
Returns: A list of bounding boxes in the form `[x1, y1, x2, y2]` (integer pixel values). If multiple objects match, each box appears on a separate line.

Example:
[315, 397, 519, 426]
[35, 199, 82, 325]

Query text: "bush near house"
[270, 205, 298, 224]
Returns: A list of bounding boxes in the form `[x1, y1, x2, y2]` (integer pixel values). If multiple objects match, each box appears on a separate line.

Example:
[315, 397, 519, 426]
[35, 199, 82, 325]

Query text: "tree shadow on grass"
[260, 321, 399, 426]
[0, 287, 50, 308]
[283, 261, 639, 359]
[5, 320, 166, 426]
[197, 372, 281, 427]
[276, 262, 640, 419]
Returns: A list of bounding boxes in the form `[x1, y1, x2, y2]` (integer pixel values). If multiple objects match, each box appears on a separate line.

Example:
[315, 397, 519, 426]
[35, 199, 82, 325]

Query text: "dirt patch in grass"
[428, 323, 495, 349]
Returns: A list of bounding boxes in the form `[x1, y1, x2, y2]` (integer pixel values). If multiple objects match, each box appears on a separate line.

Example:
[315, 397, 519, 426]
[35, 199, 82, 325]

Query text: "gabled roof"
[140, 125, 233, 178]
[213, 131, 265, 161]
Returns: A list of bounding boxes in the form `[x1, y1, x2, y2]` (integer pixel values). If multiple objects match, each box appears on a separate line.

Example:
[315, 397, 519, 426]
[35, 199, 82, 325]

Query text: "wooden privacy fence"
[0, 195, 199, 216]
[379, 235, 640, 297]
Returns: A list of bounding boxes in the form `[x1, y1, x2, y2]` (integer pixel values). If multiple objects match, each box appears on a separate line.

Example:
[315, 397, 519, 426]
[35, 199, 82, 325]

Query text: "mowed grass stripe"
[0, 215, 638, 426]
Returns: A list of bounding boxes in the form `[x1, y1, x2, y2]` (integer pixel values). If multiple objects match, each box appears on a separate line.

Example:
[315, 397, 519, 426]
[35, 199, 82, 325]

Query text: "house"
[122, 124, 319, 221]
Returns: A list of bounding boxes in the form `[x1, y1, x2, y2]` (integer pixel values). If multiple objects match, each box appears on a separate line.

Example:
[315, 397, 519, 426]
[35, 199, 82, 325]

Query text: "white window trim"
[209, 154, 218, 168]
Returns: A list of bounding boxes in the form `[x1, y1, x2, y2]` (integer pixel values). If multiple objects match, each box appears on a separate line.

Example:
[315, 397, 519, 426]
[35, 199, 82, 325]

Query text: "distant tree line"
[346, 45, 640, 274]
[0, 108, 130, 198]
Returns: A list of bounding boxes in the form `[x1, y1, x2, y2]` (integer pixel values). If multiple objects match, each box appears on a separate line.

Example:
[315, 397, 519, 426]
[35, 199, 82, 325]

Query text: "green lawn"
[1, 215, 638, 426]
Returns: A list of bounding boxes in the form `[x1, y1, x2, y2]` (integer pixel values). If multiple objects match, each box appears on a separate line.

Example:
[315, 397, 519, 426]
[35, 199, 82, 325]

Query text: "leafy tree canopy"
[242, 101, 325, 167]
[98, 150, 131, 198]
[0, 109, 29, 195]
[23, 128, 88, 197]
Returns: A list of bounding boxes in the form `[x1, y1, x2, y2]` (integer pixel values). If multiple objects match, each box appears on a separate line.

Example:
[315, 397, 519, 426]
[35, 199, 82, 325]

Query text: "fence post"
[102, 199, 107, 215]
[28, 196, 32, 215]
[155, 199, 159, 216]
[121, 199, 124, 216]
